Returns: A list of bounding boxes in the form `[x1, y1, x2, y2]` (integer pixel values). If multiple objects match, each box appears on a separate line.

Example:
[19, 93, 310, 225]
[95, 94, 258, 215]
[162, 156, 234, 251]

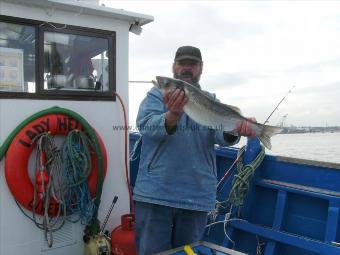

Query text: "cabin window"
[43, 32, 109, 93]
[0, 21, 36, 93]
[0, 16, 116, 100]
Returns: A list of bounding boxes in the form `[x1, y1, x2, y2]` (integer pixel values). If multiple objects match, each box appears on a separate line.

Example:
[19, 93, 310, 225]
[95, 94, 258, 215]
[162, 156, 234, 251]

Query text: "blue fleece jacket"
[133, 87, 239, 212]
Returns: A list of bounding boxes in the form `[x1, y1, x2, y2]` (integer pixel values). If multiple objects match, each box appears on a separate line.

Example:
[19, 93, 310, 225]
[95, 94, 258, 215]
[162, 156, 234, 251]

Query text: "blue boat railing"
[129, 132, 340, 255]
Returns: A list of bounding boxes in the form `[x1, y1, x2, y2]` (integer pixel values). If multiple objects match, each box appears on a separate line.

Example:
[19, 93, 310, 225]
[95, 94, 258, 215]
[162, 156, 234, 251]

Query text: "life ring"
[4, 113, 107, 216]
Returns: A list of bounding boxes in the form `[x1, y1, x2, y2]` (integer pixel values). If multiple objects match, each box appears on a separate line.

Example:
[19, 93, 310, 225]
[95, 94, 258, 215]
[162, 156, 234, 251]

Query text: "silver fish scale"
[184, 86, 252, 132]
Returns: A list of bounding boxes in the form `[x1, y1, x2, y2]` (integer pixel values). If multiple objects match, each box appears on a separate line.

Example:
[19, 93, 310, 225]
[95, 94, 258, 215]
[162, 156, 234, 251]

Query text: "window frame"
[0, 15, 116, 101]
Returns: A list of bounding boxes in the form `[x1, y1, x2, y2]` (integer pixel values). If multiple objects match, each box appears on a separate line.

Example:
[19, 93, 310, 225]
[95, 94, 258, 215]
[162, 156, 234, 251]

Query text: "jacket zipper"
[147, 140, 165, 171]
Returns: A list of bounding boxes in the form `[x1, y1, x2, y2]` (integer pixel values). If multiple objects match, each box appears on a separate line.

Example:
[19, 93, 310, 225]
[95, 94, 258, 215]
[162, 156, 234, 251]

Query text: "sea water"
[235, 132, 340, 164]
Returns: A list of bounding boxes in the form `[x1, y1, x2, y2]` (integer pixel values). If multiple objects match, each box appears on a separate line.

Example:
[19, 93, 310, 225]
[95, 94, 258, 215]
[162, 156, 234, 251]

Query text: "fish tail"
[259, 125, 283, 150]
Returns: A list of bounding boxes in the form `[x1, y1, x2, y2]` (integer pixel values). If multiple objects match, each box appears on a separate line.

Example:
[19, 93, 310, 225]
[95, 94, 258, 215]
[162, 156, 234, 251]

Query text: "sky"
[101, 0, 340, 127]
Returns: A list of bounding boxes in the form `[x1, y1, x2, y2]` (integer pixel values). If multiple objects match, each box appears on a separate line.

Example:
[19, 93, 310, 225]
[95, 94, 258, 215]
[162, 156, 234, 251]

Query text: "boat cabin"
[0, 1, 153, 254]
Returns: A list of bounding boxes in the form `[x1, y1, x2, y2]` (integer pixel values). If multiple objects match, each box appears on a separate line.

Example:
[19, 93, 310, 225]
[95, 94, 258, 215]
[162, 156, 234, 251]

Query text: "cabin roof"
[2, 0, 154, 26]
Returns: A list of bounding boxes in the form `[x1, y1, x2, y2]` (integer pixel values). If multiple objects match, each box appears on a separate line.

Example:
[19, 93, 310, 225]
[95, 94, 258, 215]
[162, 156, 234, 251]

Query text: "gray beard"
[174, 73, 201, 87]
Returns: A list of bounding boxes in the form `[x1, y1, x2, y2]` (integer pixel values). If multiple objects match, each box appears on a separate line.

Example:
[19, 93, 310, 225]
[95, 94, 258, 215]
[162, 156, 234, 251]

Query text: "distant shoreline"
[280, 127, 340, 134]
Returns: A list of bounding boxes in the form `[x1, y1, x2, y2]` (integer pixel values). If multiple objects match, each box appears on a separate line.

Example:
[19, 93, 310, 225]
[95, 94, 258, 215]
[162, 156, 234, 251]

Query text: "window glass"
[43, 31, 109, 92]
[0, 22, 36, 92]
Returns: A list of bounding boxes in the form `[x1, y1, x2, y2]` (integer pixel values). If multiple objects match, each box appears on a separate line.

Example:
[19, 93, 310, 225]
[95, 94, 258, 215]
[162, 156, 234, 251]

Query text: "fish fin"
[202, 90, 242, 114]
[259, 125, 283, 150]
[226, 104, 242, 114]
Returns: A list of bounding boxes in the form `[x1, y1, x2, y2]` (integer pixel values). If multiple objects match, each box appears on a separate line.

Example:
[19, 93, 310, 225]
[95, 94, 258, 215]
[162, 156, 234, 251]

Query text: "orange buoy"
[111, 214, 137, 255]
[5, 113, 107, 216]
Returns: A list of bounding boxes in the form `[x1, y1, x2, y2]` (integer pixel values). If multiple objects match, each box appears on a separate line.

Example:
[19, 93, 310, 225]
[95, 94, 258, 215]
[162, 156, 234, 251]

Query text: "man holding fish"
[133, 46, 278, 255]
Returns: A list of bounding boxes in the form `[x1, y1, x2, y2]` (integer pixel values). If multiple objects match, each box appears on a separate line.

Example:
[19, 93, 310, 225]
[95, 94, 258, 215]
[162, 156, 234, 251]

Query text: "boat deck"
[129, 133, 340, 255]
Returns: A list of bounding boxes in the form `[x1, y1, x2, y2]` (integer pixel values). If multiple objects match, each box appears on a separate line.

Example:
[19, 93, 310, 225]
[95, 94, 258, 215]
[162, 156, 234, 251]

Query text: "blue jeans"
[135, 201, 208, 255]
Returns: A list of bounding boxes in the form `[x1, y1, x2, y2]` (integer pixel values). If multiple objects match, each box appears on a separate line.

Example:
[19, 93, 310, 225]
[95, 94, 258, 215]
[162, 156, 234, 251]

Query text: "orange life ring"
[5, 113, 107, 216]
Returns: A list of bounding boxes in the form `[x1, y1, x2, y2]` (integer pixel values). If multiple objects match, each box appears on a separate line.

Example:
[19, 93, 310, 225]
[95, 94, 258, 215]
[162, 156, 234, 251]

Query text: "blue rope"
[62, 130, 94, 225]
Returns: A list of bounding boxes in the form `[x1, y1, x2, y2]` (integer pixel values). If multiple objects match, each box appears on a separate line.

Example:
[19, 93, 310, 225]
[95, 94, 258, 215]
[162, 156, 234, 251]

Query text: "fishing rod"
[263, 85, 295, 125]
[129, 80, 152, 83]
[217, 85, 296, 191]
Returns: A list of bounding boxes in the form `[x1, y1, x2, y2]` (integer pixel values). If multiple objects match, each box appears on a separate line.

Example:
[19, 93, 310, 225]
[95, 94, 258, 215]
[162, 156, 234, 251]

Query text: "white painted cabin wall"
[0, 1, 133, 254]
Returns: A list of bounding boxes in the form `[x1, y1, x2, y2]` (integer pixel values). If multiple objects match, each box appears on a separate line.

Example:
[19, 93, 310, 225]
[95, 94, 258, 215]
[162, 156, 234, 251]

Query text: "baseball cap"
[174, 46, 202, 63]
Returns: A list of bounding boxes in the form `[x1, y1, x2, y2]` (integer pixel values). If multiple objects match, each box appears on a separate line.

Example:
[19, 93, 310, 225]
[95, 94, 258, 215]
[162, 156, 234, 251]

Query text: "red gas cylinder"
[111, 214, 137, 255]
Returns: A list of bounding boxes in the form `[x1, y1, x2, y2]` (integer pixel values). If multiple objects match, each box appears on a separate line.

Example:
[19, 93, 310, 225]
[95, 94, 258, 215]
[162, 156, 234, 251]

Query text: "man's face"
[173, 59, 203, 85]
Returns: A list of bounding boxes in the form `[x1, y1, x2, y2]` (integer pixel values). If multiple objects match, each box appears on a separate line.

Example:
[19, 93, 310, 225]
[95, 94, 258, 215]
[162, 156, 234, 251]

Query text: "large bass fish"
[155, 76, 282, 150]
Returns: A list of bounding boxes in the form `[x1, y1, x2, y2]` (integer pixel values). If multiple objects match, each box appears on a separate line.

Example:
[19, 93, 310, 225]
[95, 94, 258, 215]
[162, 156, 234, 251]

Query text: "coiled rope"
[27, 130, 96, 247]
[207, 143, 266, 248]
[0, 107, 105, 236]
[33, 132, 66, 247]
[227, 144, 265, 215]
[62, 129, 95, 224]
[213, 145, 265, 216]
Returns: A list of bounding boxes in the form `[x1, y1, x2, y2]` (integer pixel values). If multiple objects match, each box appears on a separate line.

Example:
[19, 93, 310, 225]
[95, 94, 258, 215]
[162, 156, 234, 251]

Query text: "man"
[133, 46, 256, 255]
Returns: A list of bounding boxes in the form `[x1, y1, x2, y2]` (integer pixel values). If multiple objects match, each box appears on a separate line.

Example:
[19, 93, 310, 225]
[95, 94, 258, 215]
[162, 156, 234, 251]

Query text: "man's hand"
[164, 89, 188, 116]
[236, 117, 257, 137]
[164, 89, 188, 131]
